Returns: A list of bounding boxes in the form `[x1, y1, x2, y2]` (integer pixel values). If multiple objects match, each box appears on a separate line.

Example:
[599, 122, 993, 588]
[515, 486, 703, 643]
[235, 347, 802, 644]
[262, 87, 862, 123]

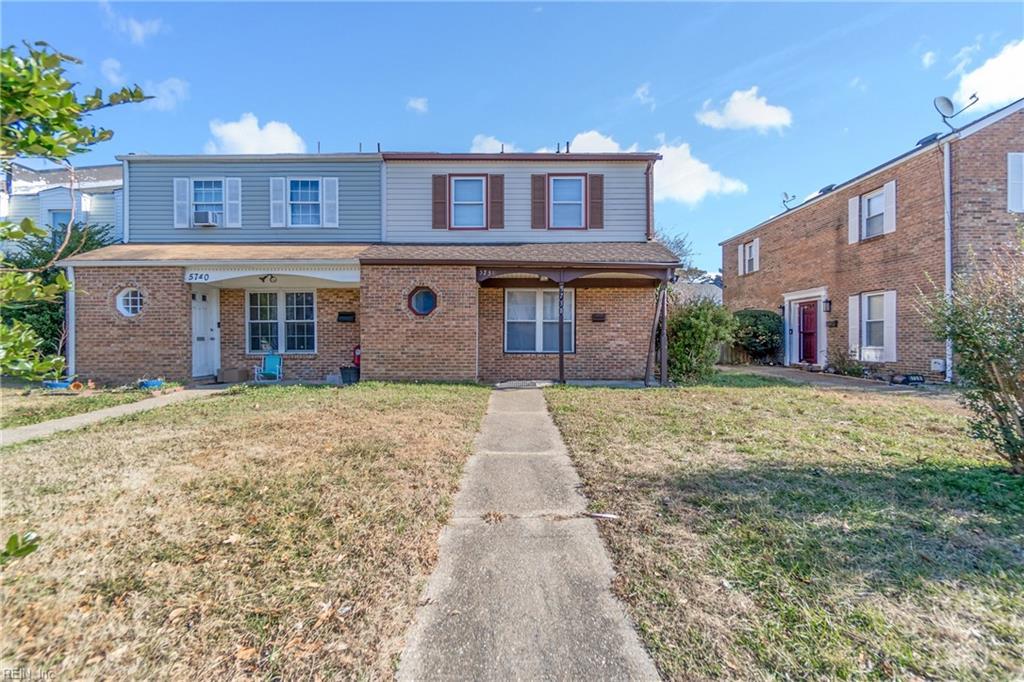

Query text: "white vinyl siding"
[385, 162, 647, 243]
[245, 290, 317, 354]
[504, 289, 575, 353]
[849, 290, 897, 363]
[1009, 153, 1024, 212]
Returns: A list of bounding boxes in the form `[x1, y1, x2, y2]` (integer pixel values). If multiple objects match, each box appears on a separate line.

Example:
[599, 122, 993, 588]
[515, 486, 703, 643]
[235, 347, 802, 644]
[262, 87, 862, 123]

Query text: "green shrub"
[734, 309, 783, 361]
[827, 349, 867, 378]
[920, 233, 1023, 474]
[666, 299, 736, 382]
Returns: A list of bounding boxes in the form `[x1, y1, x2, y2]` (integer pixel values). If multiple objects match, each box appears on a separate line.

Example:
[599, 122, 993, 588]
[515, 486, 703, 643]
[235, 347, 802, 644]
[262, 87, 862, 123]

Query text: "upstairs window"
[549, 176, 585, 228]
[450, 177, 485, 228]
[744, 241, 756, 274]
[861, 188, 885, 238]
[289, 179, 321, 227]
[192, 179, 223, 226]
[738, 237, 760, 275]
[1009, 153, 1024, 213]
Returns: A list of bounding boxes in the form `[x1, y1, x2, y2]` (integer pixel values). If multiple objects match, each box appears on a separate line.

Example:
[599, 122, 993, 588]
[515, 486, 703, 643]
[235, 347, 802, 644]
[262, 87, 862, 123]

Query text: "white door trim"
[781, 287, 828, 367]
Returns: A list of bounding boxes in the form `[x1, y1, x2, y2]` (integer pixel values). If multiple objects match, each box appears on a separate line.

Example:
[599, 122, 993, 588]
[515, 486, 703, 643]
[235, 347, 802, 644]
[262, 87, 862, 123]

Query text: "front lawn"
[1, 382, 491, 678]
[1, 378, 180, 429]
[545, 374, 1024, 680]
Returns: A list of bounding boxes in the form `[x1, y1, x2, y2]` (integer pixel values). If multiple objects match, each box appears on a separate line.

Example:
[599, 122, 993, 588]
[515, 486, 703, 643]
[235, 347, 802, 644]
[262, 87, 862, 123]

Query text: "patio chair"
[253, 354, 283, 383]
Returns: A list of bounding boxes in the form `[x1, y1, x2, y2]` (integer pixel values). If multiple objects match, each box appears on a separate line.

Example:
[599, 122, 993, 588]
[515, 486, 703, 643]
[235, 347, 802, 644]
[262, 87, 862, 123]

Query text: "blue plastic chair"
[253, 354, 283, 383]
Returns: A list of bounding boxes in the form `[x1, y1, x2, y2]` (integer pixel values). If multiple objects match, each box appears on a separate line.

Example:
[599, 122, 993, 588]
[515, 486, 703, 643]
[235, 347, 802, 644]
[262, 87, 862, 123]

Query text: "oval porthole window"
[408, 287, 437, 316]
[116, 287, 144, 317]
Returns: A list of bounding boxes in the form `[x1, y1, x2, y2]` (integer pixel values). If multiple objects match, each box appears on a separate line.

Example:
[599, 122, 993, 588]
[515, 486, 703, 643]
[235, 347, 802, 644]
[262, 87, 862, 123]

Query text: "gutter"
[942, 141, 954, 383]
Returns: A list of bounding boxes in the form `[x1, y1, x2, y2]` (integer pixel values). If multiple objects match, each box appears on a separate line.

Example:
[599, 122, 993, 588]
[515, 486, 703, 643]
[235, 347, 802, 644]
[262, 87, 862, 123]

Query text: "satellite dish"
[934, 96, 955, 118]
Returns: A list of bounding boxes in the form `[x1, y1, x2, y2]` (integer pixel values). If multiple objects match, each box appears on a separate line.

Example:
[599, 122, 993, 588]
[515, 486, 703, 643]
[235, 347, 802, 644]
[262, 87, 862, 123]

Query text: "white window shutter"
[752, 237, 761, 272]
[847, 196, 860, 243]
[173, 178, 190, 228]
[322, 177, 339, 227]
[737, 243, 745, 275]
[882, 180, 897, 234]
[848, 295, 861, 360]
[225, 177, 242, 227]
[270, 177, 286, 228]
[883, 290, 897, 362]
[1009, 153, 1024, 212]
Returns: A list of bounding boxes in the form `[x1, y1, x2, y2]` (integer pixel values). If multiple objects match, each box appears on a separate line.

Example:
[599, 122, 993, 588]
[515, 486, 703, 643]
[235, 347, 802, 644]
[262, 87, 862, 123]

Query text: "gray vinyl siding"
[127, 160, 381, 242]
[385, 161, 649, 243]
[7, 194, 38, 225]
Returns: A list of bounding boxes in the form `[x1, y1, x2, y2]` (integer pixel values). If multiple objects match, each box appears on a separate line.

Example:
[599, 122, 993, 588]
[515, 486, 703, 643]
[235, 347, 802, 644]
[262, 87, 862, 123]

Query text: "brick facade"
[73, 266, 191, 384]
[218, 287, 360, 381]
[358, 264, 479, 381]
[478, 286, 656, 383]
[721, 109, 1023, 381]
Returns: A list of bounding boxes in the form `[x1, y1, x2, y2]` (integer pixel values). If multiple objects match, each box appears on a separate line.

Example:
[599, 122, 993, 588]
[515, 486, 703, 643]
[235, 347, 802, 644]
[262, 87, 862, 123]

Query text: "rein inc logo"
[3, 669, 57, 680]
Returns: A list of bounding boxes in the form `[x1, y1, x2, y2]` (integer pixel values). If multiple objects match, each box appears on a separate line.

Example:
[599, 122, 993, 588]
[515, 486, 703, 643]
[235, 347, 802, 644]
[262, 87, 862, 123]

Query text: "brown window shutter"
[487, 174, 505, 229]
[531, 174, 547, 229]
[432, 174, 448, 229]
[588, 174, 604, 229]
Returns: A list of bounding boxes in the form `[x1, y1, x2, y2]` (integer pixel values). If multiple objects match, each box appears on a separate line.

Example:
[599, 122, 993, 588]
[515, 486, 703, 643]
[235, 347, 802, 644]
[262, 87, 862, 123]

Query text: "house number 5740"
[186, 272, 211, 282]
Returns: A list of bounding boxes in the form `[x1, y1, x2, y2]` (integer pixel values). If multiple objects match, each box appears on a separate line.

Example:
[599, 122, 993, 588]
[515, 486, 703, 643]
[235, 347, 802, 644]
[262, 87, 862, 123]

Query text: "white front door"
[191, 287, 219, 377]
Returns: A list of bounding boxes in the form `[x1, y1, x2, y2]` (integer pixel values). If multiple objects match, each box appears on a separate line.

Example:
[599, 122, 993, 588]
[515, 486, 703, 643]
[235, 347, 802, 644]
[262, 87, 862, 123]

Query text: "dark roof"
[359, 241, 679, 267]
[59, 243, 371, 264]
[382, 152, 661, 162]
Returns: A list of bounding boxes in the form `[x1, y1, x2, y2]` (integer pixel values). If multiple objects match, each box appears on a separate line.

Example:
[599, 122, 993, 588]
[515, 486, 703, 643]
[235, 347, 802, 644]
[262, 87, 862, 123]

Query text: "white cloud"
[947, 41, 981, 78]
[696, 86, 792, 133]
[651, 137, 747, 205]
[143, 77, 189, 111]
[406, 97, 428, 114]
[100, 58, 124, 87]
[921, 50, 937, 69]
[100, 0, 163, 45]
[204, 113, 306, 154]
[566, 130, 638, 153]
[848, 76, 867, 92]
[470, 134, 520, 153]
[954, 39, 1024, 110]
[633, 83, 655, 111]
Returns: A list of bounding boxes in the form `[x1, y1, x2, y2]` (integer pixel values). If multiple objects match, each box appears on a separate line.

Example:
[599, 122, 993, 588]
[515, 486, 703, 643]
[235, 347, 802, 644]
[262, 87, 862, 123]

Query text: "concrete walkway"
[398, 388, 658, 681]
[1, 385, 229, 447]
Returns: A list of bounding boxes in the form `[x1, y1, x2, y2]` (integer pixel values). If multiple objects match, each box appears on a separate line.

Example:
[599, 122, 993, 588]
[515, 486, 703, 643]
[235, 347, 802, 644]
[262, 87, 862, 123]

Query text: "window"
[192, 179, 223, 226]
[744, 241, 756, 274]
[504, 289, 574, 353]
[289, 179, 321, 227]
[1009, 153, 1024, 213]
[739, 237, 759, 275]
[861, 188, 885, 238]
[116, 288, 143, 317]
[408, 287, 438, 316]
[550, 176, 585, 228]
[246, 291, 317, 353]
[450, 177, 485, 228]
[863, 293, 884, 348]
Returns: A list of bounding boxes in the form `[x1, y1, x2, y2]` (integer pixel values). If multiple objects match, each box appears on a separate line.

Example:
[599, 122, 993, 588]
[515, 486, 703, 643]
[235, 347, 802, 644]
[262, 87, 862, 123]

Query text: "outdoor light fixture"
[823, 299, 832, 313]
[777, 304, 785, 314]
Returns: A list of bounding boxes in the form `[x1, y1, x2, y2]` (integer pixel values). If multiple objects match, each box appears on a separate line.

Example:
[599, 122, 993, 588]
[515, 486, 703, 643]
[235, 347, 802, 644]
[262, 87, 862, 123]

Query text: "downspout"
[645, 160, 654, 240]
[942, 141, 954, 382]
[121, 158, 130, 243]
[65, 266, 76, 379]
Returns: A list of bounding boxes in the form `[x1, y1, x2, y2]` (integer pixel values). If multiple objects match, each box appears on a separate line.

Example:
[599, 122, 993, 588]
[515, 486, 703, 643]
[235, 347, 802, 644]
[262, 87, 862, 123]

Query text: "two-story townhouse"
[720, 98, 1023, 381]
[1, 162, 124, 246]
[57, 151, 677, 385]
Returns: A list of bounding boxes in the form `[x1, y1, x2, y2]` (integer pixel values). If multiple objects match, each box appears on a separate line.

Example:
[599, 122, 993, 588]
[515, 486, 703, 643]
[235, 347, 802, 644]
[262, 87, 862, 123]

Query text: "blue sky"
[4, 2, 1022, 270]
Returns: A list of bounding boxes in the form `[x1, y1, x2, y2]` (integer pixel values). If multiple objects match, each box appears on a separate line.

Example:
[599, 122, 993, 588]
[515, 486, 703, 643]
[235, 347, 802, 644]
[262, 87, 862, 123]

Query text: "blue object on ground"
[138, 379, 165, 389]
[42, 380, 72, 390]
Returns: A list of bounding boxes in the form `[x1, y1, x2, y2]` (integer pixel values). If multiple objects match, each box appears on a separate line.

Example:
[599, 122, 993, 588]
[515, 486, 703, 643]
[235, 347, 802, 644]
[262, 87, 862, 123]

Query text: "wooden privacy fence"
[718, 343, 753, 365]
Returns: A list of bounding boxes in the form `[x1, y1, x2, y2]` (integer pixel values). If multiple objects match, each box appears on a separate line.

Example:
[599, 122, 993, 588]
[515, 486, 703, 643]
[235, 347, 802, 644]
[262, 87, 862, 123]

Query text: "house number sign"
[185, 272, 211, 282]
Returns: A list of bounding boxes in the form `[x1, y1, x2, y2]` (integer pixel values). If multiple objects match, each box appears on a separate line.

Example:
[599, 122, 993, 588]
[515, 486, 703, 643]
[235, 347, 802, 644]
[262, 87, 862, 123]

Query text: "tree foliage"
[666, 299, 736, 382]
[921, 234, 1024, 474]
[0, 41, 145, 379]
[734, 309, 783, 361]
[655, 227, 704, 282]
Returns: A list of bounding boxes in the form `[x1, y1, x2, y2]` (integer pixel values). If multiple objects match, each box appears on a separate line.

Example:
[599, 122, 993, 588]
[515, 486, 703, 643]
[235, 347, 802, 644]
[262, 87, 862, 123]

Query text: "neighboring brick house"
[721, 98, 1023, 381]
[58, 152, 677, 385]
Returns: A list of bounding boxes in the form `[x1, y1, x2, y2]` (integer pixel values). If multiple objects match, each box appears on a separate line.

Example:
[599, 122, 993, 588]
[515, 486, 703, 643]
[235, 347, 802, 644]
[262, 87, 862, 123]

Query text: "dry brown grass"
[1, 382, 490, 679]
[1, 377, 180, 429]
[545, 373, 1024, 680]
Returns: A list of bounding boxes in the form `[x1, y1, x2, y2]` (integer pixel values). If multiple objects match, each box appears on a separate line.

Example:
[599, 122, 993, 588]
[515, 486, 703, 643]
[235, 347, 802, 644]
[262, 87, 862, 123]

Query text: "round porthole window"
[116, 287, 144, 317]
[408, 287, 437, 316]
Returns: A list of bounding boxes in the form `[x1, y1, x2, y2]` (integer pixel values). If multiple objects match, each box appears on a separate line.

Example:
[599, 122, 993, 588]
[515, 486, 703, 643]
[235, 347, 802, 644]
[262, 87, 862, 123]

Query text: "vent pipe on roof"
[556, 142, 561, 153]
[566, 140, 570, 153]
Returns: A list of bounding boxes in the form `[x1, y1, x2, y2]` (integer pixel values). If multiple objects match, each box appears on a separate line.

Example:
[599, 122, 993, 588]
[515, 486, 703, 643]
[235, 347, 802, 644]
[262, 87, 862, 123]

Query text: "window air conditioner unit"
[193, 211, 218, 227]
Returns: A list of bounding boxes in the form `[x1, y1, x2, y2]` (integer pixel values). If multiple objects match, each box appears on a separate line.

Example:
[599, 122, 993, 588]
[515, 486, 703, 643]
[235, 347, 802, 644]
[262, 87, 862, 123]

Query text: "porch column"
[660, 282, 669, 386]
[557, 281, 565, 384]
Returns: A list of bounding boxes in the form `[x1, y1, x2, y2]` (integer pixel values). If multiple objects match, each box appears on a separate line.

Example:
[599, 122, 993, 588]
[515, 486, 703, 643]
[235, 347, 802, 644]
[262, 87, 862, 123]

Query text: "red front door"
[798, 302, 817, 364]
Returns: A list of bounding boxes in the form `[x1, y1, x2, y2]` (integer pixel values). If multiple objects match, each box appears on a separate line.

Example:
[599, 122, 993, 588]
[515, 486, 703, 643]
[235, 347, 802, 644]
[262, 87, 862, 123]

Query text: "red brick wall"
[73, 266, 190, 384]
[478, 286, 656, 383]
[359, 265, 478, 381]
[721, 147, 948, 379]
[951, 109, 1024, 277]
[219, 288, 360, 381]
